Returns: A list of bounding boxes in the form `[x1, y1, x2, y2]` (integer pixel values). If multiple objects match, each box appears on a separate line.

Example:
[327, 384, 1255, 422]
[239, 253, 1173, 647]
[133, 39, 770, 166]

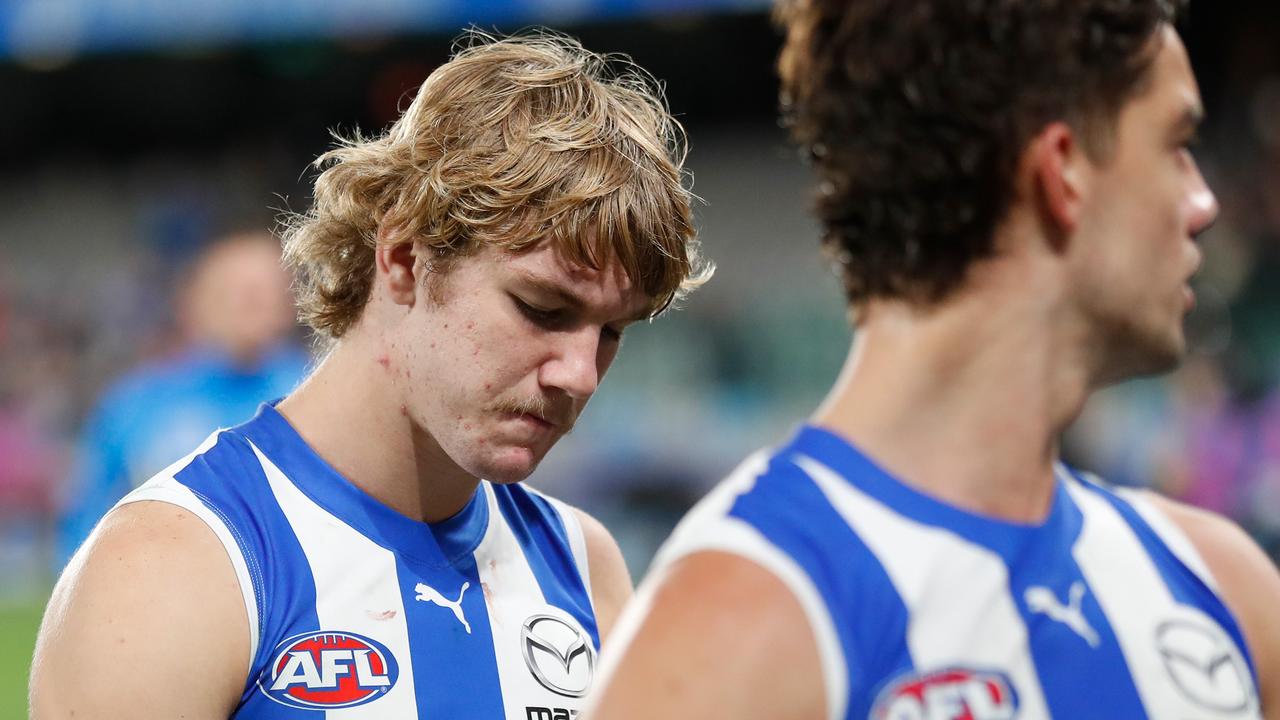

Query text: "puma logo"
[415, 581, 471, 634]
[1024, 581, 1100, 648]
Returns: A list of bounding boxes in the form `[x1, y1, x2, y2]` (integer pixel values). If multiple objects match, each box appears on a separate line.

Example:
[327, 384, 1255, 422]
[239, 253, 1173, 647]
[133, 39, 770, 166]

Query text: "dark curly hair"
[776, 0, 1187, 310]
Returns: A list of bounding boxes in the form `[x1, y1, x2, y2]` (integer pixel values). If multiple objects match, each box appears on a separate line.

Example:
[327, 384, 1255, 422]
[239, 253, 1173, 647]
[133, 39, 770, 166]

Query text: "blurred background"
[1, 0, 1278, 713]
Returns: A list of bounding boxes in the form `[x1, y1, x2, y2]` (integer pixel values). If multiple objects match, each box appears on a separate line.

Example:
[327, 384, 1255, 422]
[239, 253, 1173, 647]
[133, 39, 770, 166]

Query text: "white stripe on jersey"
[795, 454, 1053, 720]
[652, 453, 849, 720]
[121, 431, 262, 667]
[1113, 485, 1218, 589]
[474, 483, 596, 719]
[1065, 479, 1260, 719]
[250, 441, 419, 718]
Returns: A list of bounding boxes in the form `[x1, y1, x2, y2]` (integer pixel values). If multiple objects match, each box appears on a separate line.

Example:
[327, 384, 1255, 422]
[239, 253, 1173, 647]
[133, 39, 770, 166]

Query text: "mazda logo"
[1155, 619, 1255, 714]
[520, 613, 595, 698]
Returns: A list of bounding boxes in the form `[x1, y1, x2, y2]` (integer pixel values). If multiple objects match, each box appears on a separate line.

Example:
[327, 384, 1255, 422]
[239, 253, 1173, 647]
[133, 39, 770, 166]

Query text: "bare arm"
[30, 500, 250, 719]
[572, 507, 633, 644]
[584, 550, 826, 720]
[1145, 493, 1280, 719]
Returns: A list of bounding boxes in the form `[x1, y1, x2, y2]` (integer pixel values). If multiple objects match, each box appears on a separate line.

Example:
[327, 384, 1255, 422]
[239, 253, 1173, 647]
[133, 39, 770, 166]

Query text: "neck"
[813, 253, 1094, 523]
[276, 325, 479, 524]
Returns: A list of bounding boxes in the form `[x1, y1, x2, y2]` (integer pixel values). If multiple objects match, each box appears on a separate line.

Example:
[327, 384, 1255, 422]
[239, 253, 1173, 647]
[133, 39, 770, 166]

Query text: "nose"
[538, 327, 601, 401]
[1188, 169, 1219, 239]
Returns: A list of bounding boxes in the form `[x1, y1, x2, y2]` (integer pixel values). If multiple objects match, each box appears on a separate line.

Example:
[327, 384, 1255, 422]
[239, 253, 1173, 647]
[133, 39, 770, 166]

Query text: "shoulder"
[652, 449, 848, 588]
[588, 548, 827, 720]
[1137, 491, 1280, 709]
[587, 451, 847, 718]
[31, 499, 250, 718]
[567, 504, 633, 644]
[507, 484, 635, 642]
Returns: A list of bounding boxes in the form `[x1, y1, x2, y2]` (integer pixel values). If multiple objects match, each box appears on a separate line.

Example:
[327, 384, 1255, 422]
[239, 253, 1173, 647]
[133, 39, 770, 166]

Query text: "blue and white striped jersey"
[655, 425, 1261, 720]
[118, 403, 599, 719]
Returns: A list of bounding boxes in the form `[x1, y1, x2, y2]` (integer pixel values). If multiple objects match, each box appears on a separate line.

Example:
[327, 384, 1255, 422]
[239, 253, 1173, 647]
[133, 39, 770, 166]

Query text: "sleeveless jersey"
[119, 403, 599, 719]
[654, 425, 1261, 720]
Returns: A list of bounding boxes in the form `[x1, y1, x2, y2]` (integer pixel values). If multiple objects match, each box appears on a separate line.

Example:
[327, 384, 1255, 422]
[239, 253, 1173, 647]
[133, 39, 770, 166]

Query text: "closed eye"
[512, 296, 568, 328]
[512, 294, 629, 344]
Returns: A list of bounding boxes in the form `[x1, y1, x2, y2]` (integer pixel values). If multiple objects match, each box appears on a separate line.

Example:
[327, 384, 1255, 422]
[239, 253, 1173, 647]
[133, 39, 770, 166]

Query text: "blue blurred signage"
[0, 0, 769, 61]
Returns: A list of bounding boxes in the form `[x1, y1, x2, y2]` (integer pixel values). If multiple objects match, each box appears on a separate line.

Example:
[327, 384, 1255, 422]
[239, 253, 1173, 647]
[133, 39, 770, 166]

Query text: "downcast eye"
[512, 296, 567, 328]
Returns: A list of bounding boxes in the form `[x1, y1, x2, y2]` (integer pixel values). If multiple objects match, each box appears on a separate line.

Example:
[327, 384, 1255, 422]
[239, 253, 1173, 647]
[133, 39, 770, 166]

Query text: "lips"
[519, 412, 556, 430]
[503, 410, 572, 435]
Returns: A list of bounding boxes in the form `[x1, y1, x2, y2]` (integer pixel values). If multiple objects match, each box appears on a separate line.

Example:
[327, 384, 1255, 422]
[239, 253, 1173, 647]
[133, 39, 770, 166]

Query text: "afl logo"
[872, 667, 1019, 720]
[258, 630, 399, 710]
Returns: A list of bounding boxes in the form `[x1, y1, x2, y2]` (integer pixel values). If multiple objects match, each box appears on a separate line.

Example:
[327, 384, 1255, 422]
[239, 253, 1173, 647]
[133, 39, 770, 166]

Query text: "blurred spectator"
[0, 285, 63, 519]
[1179, 351, 1280, 561]
[54, 231, 309, 569]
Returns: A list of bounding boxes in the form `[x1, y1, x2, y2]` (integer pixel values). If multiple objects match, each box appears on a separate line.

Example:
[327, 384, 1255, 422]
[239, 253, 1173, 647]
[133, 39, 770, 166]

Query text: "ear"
[375, 239, 418, 308]
[1026, 122, 1089, 245]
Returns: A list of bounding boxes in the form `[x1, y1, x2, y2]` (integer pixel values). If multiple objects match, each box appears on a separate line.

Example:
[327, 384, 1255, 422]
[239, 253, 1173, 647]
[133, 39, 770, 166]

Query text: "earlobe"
[375, 239, 419, 307]
[1030, 123, 1085, 243]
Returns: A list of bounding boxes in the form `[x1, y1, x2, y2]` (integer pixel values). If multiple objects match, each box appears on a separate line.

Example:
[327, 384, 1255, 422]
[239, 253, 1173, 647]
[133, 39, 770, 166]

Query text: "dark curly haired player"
[587, 2, 1279, 718]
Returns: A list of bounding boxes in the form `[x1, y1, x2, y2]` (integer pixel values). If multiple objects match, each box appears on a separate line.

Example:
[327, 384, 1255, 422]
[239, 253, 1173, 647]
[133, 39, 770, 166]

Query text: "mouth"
[519, 412, 556, 430]
[1182, 242, 1202, 312]
[491, 394, 574, 434]
[501, 410, 565, 435]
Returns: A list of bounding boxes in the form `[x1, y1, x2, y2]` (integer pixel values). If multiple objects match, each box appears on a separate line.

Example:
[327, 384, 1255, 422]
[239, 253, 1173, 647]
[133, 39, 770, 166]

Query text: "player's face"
[392, 241, 648, 484]
[1072, 26, 1218, 383]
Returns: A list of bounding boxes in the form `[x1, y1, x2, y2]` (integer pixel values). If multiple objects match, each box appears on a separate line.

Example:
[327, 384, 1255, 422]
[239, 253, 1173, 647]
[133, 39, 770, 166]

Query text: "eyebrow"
[512, 271, 651, 323]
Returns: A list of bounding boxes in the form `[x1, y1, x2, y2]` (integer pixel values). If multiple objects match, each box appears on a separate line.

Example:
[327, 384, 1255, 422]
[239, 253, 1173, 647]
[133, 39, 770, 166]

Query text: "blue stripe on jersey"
[492, 484, 600, 650]
[236, 404, 488, 568]
[1072, 473, 1260, 686]
[787, 427, 1152, 717]
[999, 493, 1148, 718]
[729, 453, 913, 720]
[791, 426, 1076, 565]
[170, 432, 323, 718]
[397, 553, 506, 718]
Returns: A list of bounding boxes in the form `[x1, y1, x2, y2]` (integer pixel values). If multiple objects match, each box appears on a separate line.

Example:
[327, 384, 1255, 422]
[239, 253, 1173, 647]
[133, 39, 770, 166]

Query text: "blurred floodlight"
[0, 0, 773, 62]
[8, 0, 83, 69]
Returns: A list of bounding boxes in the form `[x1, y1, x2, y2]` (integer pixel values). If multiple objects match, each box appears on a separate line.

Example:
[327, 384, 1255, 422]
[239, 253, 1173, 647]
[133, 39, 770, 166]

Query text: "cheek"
[459, 319, 546, 398]
[598, 342, 620, 376]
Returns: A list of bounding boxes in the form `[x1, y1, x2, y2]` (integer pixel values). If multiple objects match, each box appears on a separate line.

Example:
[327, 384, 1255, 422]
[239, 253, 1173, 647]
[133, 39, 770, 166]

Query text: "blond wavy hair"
[281, 31, 711, 340]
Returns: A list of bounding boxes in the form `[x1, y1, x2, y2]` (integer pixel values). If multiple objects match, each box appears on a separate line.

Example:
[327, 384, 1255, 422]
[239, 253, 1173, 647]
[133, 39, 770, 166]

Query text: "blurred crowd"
[2, 10, 1279, 599]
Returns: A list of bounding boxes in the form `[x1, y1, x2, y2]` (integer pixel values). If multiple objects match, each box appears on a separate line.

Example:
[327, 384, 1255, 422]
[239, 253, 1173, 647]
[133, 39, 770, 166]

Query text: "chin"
[471, 447, 544, 484]
[1105, 329, 1185, 384]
